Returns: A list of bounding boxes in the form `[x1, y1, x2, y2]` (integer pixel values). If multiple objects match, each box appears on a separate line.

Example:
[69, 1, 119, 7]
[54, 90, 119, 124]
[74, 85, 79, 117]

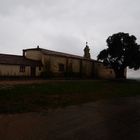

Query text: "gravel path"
[0, 96, 140, 140]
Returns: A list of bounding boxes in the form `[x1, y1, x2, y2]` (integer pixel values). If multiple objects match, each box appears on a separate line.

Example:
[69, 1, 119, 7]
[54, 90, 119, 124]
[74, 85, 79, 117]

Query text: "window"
[59, 64, 65, 72]
[20, 65, 25, 72]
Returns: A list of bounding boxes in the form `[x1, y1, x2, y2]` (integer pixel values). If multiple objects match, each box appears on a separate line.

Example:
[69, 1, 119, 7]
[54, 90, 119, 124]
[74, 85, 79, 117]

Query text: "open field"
[0, 79, 139, 113]
[0, 79, 140, 140]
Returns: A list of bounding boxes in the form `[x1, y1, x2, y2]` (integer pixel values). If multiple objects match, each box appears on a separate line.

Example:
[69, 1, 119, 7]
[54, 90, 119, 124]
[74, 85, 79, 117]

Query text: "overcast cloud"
[0, 0, 140, 78]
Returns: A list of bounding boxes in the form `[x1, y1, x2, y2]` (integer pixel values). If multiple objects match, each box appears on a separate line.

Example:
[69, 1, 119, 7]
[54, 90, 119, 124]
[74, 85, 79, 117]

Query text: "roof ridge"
[0, 53, 22, 57]
[24, 47, 82, 57]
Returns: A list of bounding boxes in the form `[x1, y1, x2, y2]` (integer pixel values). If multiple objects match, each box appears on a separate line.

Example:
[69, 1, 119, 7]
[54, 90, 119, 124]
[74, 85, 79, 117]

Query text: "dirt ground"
[0, 96, 140, 140]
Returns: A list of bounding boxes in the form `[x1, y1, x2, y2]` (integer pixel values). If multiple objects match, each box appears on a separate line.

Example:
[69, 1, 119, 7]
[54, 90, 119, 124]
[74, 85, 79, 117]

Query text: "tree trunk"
[114, 68, 126, 79]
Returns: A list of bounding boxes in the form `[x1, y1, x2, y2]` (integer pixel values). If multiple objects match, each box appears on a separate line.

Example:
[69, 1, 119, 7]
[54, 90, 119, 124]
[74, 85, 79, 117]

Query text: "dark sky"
[0, 0, 140, 78]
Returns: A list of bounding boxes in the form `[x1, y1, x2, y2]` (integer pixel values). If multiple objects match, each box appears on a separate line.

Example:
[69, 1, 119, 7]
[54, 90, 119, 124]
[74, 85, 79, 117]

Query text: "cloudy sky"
[0, 0, 140, 78]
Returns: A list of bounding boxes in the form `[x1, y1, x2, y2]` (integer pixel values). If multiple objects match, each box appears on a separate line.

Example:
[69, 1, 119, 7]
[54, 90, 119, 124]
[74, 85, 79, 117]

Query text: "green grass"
[0, 79, 140, 113]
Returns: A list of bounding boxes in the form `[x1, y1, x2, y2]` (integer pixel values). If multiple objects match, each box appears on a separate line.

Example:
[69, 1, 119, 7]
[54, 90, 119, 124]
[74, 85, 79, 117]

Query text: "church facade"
[23, 44, 119, 79]
[0, 44, 126, 79]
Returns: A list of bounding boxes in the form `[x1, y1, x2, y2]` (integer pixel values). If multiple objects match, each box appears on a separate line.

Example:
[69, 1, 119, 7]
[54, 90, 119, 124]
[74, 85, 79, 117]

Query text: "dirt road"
[0, 96, 140, 140]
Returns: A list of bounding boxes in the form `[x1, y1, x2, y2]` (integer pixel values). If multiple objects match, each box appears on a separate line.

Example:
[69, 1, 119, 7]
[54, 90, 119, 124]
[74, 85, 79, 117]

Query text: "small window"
[20, 65, 25, 72]
[59, 64, 65, 72]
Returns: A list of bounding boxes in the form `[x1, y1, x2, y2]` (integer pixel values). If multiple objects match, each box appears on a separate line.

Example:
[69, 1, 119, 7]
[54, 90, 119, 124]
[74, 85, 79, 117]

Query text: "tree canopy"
[97, 32, 140, 78]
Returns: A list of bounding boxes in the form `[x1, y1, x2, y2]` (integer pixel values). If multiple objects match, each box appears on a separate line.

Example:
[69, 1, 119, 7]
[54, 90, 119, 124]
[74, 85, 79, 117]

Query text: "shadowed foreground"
[1, 96, 140, 140]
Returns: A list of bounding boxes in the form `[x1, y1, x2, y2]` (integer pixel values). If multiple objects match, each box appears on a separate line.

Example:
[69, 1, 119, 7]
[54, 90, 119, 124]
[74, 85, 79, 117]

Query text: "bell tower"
[84, 42, 91, 59]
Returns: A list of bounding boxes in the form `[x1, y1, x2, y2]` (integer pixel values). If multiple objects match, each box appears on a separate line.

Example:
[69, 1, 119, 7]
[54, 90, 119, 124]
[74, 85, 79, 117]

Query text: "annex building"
[0, 43, 126, 79]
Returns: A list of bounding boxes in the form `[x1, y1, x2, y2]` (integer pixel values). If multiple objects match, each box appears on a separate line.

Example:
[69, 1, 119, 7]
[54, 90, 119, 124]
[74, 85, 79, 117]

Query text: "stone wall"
[42, 54, 93, 78]
[0, 64, 42, 77]
[93, 62, 116, 79]
[81, 60, 93, 77]
[67, 58, 80, 73]
[24, 49, 125, 79]
[25, 50, 42, 61]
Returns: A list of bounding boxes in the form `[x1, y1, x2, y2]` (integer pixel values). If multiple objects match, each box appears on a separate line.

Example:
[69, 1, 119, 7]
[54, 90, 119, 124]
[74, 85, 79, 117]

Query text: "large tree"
[97, 32, 140, 78]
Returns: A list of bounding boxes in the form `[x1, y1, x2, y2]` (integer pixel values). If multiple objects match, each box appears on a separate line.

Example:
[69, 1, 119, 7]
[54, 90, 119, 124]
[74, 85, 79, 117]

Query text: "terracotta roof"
[0, 54, 42, 66]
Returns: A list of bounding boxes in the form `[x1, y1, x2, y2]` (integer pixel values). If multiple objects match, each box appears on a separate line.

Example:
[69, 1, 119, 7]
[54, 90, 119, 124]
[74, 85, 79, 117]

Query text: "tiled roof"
[41, 48, 84, 59]
[0, 54, 42, 66]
